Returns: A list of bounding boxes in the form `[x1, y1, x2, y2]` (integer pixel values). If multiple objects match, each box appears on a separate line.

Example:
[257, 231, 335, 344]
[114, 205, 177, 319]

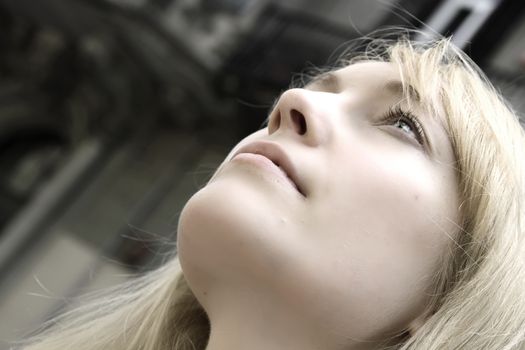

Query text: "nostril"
[290, 109, 307, 135]
[270, 110, 281, 131]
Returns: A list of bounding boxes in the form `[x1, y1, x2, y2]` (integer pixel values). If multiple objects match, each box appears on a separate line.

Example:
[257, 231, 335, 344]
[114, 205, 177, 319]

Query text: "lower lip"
[231, 153, 299, 192]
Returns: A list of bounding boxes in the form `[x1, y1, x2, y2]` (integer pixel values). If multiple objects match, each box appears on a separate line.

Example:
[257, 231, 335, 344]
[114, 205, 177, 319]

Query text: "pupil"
[397, 120, 411, 133]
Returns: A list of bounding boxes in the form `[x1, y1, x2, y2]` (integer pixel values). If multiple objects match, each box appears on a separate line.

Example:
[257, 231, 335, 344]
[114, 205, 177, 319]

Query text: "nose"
[267, 88, 329, 146]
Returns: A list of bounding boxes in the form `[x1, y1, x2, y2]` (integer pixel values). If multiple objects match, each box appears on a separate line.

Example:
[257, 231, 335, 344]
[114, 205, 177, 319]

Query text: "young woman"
[20, 35, 525, 350]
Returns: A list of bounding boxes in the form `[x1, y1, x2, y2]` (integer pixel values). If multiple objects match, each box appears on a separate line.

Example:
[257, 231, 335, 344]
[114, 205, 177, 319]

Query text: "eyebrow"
[309, 73, 421, 105]
[307, 72, 340, 93]
[382, 80, 421, 103]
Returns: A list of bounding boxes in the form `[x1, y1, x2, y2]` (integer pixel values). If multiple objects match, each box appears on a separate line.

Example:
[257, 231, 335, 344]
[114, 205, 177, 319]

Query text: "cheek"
[296, 149, 457, 337]
[332, 150, 454, 268]
[322, 139, 456, 243]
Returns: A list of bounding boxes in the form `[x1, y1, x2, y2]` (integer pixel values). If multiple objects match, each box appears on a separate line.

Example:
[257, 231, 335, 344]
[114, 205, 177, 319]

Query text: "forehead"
[335, 61, 400, 86]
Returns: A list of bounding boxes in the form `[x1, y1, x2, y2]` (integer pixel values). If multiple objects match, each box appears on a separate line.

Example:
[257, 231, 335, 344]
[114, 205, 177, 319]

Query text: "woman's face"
[178, 61, 460, 346]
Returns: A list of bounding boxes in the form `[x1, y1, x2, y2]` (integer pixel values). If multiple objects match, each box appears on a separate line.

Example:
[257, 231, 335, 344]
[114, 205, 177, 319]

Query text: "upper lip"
[233, 140, 305, 196]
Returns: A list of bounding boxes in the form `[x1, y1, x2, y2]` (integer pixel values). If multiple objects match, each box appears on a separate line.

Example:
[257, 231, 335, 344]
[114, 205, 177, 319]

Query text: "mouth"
[232, 141, 306, 197]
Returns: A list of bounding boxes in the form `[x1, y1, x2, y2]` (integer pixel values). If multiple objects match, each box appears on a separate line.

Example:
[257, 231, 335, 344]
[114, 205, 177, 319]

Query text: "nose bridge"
[268, 88, 330, 146]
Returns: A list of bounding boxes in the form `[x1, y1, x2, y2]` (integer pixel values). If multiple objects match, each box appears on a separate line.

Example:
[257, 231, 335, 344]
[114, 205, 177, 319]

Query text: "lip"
[231, 141, 305, 197]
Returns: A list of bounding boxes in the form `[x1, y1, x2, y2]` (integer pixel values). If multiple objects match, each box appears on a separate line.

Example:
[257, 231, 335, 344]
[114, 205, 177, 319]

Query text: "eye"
[377, 107, 427, 147]
[393, 118, 417, 139]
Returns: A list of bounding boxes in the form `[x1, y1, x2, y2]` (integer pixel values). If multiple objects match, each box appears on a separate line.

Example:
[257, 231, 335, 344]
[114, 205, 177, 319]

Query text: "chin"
[177, 173, 309, 303]
[176, 177, 290, 297]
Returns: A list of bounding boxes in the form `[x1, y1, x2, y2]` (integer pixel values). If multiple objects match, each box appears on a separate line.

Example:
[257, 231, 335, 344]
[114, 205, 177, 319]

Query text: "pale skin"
[177, 61, 460, 350]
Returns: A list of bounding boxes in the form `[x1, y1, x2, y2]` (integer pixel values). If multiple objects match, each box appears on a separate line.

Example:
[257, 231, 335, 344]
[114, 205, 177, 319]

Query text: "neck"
[205, 310, 332, 350]
[202, 289, 379, 350]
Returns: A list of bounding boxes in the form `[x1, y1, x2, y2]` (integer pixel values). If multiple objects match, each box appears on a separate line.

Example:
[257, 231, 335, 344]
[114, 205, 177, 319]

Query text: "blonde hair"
[19, 34, 525, 350]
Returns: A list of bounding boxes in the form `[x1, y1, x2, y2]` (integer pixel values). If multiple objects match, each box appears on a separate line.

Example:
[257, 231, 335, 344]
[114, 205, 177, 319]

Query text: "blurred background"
[0, 0, 524, 347]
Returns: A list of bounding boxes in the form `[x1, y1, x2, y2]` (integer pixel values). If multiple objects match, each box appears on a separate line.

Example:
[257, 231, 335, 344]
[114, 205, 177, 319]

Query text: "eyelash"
[377, 107, 427, 147]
